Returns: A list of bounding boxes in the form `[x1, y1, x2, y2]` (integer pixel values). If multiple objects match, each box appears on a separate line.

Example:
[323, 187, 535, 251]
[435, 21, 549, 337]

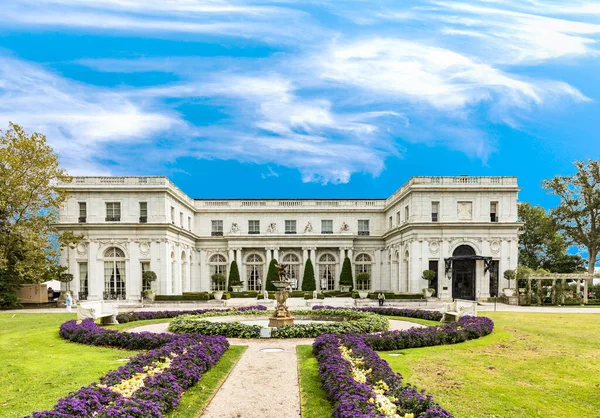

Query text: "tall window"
[181, 251, 187, 293]
[139, 202, 147, 223]
[180, 212, 184, 227]
[209, 254, 227, 291]
[431, 202, 439, 222]
[105, 202, 121, 222]
[285, 220, 297, 234]
[389, 216, 392, 229]
[188, 216, 192, 230]
[283, 253, 300, 289]
[321, 220, 333, 234]
[78, 262, 88, 300]
[249, 220, 260, 234]
[358, 220, 370, 236]
[171, 206, 175, 223]
[404, 205, 410, 222]
[318, 253, 336, 290]
[355, 253, 372, 290]
[490, 202, 498, 222]
[141, 262, 151, 291]
[246, 253, 264, 291]
[396, 211, 400, 225]
[103, 247, 126, 299]
[78, 202, 87, 223]
[212, 220, 224, 236]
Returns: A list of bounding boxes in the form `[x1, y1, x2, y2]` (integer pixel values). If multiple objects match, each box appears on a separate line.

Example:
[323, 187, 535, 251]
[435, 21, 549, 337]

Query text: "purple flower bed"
[27, 319, 230, 417]
[313, 333, 452, 418]
[363, 316, 494, 351]
[313, 305, 443, 322]
[116, 305, 267, 323]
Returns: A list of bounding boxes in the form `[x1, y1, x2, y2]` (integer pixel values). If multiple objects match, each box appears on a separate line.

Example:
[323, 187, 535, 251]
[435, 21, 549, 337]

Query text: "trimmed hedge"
[116, 306, 267, 324]
[351, 291, 425, 300]
[313, 305, 444, 322]
[302, 258, 316, 291]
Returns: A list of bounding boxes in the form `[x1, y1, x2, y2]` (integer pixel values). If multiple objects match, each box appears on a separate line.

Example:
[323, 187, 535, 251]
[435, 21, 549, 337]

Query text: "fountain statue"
[268, 262, 295, 327]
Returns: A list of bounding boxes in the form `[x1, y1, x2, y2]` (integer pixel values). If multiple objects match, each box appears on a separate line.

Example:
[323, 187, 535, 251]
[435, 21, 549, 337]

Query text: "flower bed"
[168, 309, 389, 339]
[313, 333, 452, 418]
[116, 305, 267, 324]
[313, 305, 443, 322]
[27, 320, 229, 417]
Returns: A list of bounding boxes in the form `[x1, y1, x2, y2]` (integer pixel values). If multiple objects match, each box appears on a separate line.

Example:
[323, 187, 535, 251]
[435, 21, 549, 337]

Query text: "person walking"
[65, 292, 73, 313]
[377, 292, 385, 306]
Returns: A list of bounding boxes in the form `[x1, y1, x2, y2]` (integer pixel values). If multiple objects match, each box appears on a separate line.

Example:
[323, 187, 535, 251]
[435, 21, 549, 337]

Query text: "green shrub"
[301, 259, 316, 291]
[266, 259, 278, 291]
[228, 260, 242, 290]
[230, 291, 259, 298]
[422, 270, 436, 282]
[304, 292, 325, 299]
[339, 257, 353, 291]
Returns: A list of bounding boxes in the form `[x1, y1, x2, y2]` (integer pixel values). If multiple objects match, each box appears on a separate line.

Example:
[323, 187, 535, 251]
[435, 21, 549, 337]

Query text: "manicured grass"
[382, 312, 600, 418]
[166, 345, 247, 418]
[297, 345, 332, 418]
[0, 313, 132, 418]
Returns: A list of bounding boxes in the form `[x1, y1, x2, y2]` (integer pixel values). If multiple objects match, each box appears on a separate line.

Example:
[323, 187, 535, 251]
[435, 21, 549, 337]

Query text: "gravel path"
[125, 319, 424, 418]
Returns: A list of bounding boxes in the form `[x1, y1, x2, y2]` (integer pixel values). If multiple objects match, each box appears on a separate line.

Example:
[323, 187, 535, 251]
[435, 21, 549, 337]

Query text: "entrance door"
[452, 246, 476, 300]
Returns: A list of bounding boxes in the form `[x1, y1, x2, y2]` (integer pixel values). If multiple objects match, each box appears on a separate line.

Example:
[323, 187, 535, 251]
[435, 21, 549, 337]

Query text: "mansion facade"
[56, 176, 521, 302]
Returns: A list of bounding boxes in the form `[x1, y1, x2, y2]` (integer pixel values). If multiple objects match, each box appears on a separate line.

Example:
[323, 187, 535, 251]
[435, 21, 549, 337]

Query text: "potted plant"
[142, 271, 157, 302]
[503, 269, 515, 297]
[422, 269, 436, 298]
[356, 272, 370, 298]
[228, 261, 244, 292]
[212, 273, 226, 300]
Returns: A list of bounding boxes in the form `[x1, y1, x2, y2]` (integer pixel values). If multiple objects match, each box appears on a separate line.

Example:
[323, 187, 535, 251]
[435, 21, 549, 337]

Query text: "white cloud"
[0, 57, 185, 175]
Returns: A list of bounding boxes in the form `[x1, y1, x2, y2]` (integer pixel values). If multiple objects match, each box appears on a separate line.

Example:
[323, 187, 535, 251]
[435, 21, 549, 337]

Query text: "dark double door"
[452, 259, 475, 300]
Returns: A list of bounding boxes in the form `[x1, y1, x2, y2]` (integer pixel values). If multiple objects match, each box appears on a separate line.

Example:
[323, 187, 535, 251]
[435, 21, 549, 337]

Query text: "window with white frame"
[180, 212, 183, 227]
[321, 220, 333, 234]
[318, 253, 336, 290]
[78, 202, 87, 223]
[103, 247, 125, 299]
[355, 253, 372, 290]
[431, 201, 439, 222]
[105, 202, 121, 222]
[188, 216, 192, 230]
[170, 206, 175, 223]
[285, 220, 296, 234]
[139, 202, 147, 223]
[396, 211, 400, 225]
[358, 220, 370, 236]
[246, 253, 264, 290]
[490, 201, 498, 222]
[212, 220, 224, 236]
[389, 216, 392, 229]
[78, 262, 88, 300]
[248, 220, 260, 234]
[282, 253, 300, 289]
[404, 205, 410, 222]
[209, 254, 227, 291]
[141, 262, 151, 291]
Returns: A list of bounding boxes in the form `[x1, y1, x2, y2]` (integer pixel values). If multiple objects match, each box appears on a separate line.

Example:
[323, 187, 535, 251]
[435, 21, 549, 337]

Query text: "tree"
[265, 259, 278, 291]
[228, 260, 241, 290]
[518, 202, 586, 273]
[301, 258, 316, 291]
[0, 123, 69, 307]
[339, 256, 353, 290]
[543, 159, 600, 275]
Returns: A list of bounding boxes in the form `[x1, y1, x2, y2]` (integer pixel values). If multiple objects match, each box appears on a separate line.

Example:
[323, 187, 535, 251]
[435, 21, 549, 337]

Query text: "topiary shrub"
[228, 260, 241, 290]
[339, 257, 353, 291]
[265, 259, 278, 291]
[301, 259, 316, 291]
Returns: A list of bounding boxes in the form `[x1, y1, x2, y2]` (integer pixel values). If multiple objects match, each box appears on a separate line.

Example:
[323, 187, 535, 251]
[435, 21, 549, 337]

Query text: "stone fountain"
[268, 262, 295, 327]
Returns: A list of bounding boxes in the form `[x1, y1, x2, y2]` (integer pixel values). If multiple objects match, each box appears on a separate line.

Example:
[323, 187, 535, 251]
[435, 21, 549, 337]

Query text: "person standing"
[377, 292, 385, 306]
[65, 292, 73, 313]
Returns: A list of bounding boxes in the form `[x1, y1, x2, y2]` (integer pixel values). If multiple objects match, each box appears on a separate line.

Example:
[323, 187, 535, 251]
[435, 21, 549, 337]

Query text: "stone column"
[199, 249, 208, 292]
[129, 242, 142, 301]
[338, 247, 345, 290]
[173, 246, 182, 295]
[159, 240, 170, 295]
[273, 248, 279, 262]
[266, 247, 272, 265]
[87, 241, 102, 301]
[373, 249, 382, 291]
[301, 247, 309, 290]
[347, 248, 354, 288]
[227, 247, 235, 287]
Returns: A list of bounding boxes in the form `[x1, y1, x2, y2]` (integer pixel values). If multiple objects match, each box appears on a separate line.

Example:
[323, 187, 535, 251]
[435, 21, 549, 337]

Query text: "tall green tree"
[228, 260, 241, 289]
[518, 202, 585, 273]
[0, 123, 69, 307]
[543, 159, 600, 275]
[339, 256, 353, 290]
[301, 258, 316, 291]
[265, 258, 278, 291]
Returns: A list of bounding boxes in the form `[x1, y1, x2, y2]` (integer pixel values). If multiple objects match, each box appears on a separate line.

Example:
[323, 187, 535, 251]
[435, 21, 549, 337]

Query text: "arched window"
[282, 253, 300, 290]
[210, 254, 228, 291]
[103, 247, 126, 300]
[181, 251, 187, 293]
[355, 253, 372, 291]
[318, 253, 336, 291]
[246, 253, 264, 291]
[171, 252, 176, 294]
[403, 250, 410, 293]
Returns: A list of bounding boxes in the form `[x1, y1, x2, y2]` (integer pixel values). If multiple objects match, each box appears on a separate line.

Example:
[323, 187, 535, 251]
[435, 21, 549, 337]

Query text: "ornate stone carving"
[429, 240, 440, 255]
[303, 222, 313, 233]
[266, 222, 277, 234]
[230, 222, 240, 234]
[75, 242, 88, 255]
[340, 222, 350, 232]
[139, 241, 150, 255]
[490, 240, 501, 254]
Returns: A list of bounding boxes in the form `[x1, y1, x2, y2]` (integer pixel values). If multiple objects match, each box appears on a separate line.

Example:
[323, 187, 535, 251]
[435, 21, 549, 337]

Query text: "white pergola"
[526, 273, 594, 305]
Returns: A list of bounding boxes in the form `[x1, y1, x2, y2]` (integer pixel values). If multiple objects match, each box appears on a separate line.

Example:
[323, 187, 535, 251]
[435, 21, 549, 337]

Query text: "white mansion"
[56, 176, 521, 302]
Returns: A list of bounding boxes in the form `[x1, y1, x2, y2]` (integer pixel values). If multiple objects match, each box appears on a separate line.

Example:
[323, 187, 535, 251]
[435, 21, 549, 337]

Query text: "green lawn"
[0, 314, 245, 418]
[297, 345, 332, 418]
[382, 312, 600, 418]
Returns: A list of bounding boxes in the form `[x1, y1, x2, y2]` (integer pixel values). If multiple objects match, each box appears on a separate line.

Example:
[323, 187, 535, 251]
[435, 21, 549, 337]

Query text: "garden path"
[126, 319, 423, 418]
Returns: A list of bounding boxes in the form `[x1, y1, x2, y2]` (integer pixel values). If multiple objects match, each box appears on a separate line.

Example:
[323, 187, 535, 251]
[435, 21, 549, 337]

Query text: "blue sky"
[0, 0, 599, 206]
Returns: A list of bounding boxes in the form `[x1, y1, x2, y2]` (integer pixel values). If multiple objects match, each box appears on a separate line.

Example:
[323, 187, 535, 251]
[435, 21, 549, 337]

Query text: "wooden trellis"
[525, 273, 594, 305]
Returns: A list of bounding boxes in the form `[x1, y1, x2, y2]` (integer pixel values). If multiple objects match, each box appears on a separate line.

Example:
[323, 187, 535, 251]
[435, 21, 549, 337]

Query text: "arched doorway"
[282, 253, 300, 290]
[318, 253, 336, 291]
[452, 245, 476, 300]
[104, 247, 126, 300]
[246, 253, 264, 291]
